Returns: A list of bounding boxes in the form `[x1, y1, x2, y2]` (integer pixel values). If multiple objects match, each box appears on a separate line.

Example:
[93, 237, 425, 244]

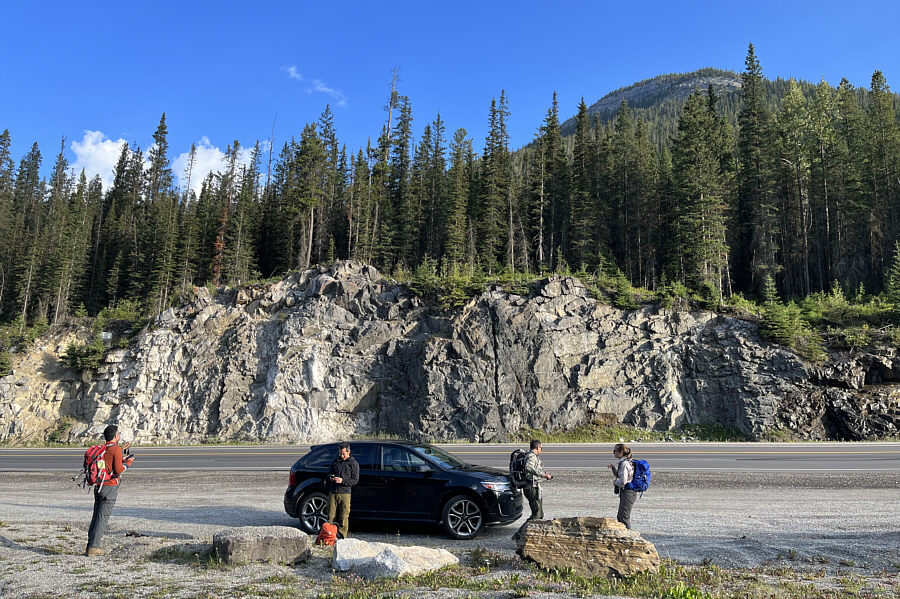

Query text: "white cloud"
[70, 131, 127, 189]
[70, 131, 263, 199]
[310, 78, 348, 107]
[284, 64, 348, 107]
[285, 65, 303, 81]
[172, 137, 259, 198]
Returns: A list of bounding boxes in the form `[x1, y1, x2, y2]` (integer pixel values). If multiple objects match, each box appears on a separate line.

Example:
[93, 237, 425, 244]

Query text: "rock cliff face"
[1, 262, 897, 443]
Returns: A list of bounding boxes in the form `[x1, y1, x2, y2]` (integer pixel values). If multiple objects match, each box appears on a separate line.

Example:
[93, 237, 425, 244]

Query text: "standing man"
[326, 441, 359, 539]
[523, 439, 552, 520]
[85, 425, 134, 556]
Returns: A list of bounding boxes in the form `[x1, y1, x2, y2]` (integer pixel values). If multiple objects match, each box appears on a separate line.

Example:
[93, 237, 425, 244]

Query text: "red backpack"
[315, 522, 338, 546]
[79, 443, 111, 490]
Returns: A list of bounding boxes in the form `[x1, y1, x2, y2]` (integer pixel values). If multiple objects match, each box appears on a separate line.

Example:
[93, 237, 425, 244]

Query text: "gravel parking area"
[0, 470, 897, 598]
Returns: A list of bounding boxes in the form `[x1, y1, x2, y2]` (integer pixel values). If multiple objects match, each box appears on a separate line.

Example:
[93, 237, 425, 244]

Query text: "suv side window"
[302, 445, 336, 468]
[382, 446, 428, 472]
[350, 444, 377, 470]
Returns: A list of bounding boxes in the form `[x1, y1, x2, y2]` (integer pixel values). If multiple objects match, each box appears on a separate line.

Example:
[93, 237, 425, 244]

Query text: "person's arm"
[346, 460, 360, 487]
[108, 446, 129, 477]
[329, 461, 341, 484]
[614, 460, 625, 487]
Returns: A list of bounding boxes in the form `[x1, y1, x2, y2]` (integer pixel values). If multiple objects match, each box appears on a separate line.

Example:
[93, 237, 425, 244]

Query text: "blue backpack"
[625, 459, 651, 494]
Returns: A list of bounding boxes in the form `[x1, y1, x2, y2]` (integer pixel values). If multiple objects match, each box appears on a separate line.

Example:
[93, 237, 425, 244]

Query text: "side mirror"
[417, 464, 433, 475]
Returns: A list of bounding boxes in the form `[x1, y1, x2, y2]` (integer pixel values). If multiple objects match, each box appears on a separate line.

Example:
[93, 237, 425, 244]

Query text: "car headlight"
[481, 480, 511, 493]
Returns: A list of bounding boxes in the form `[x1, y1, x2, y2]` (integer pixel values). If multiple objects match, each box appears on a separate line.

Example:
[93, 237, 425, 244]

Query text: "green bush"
[63, 334, 107, 371]
[47, 417, 75, 444]
[762, 300, 826, 363]
[724, 291, 761, 317]
[657, 280, 694, 310]
[0, 348, 10, 377]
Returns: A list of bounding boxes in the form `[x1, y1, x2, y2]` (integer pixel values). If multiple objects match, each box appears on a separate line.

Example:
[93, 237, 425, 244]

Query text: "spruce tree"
[736, 43, 778, 296]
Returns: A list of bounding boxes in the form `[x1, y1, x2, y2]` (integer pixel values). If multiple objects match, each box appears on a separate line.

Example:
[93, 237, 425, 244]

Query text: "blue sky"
[2, 1, 898, 194]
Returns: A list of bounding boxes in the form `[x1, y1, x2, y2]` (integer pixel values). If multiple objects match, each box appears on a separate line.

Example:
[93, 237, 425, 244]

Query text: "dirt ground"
[0, 470, 897, 598]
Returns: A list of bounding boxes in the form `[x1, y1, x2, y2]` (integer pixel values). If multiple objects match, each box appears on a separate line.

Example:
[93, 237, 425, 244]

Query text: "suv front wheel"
[297, 491, 329, 534]
[441, 494, 484, 539]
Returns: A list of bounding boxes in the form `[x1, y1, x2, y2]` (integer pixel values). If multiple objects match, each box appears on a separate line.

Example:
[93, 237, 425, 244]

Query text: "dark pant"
[617, 487, 637, 529]
[327, 492, 351, 539]
[87, 485, 118, 549]
[523, 485, 543, 520]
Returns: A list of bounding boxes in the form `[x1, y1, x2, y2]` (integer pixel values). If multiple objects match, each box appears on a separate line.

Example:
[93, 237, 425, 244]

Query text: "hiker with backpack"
[523, 439, 553, 520]
[85, 425, 134, 556]
[609, 442, 638, 529]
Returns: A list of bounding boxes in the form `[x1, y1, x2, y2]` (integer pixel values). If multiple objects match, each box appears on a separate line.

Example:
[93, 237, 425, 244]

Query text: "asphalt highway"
[2, 442, 898, 472]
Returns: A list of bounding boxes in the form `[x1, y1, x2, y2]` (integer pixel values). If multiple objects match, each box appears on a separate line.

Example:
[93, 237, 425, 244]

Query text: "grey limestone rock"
[212, 525, 310, 565]
[0, 261, 897, 443]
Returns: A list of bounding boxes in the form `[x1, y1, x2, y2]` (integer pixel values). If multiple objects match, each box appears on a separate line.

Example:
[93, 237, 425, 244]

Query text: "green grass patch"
[311, 558, 895, 599]
[511, 422, 749, 444]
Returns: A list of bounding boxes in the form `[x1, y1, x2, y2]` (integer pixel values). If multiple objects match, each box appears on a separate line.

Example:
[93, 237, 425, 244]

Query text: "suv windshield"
[410, 445, 468, 469]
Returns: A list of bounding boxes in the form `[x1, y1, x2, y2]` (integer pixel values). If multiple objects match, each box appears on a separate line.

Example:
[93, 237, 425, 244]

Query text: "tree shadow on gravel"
[11, 503, 297, 528]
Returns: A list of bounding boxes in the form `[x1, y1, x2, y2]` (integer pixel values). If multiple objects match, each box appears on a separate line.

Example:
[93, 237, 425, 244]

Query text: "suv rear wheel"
[297, 491, 329, 534]
[441, 494, 484, 539]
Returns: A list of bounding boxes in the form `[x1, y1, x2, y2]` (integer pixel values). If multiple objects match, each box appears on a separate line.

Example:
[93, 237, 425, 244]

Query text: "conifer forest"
[1, 45, 900, 338]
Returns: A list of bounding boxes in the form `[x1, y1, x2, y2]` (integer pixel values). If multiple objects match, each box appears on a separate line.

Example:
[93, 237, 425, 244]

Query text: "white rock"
[333, 538, 459, 579]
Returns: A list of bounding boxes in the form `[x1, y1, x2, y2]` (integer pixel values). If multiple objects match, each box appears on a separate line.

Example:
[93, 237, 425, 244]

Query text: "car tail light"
[289, 470, 297, 487]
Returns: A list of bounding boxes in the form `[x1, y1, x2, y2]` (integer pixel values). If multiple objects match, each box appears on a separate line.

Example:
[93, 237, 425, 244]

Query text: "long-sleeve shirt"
[614, 457, 634, 488]
[524, 451, 546, 486]
[103, 443, 128, 486]
[327, 457, 360, 494]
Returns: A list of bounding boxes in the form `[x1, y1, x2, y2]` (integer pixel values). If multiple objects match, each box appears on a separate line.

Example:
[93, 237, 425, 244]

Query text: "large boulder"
[515, 516, 659, 577]
[213, 526, 311, 565]
[333, 538, 459, 579]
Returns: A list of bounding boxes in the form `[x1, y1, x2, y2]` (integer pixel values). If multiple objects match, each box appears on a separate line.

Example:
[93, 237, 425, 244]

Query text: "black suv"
[284, 441, 523, 539]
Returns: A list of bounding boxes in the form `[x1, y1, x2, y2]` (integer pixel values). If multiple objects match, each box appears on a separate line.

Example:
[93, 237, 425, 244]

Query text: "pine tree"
[145, 114, 173, 203]
[807, 79, 838, 289]
[886, 241, 900, 306]
[736, 43, 778, 296]
[865, 71, 900, 290]
[773, 79, 812, 297]
[0, 130, 15, 316]
[11, 142, 43, 326]
[669, 90, 733, 299]
[444, 128, 472, 266]
[570, 98, 595, 268]
[477, 94, 512, 271]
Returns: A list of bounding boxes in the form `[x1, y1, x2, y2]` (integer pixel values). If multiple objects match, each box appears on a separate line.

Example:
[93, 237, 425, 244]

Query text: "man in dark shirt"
[326, 441, 359, 539]
[85, 424, 134, 556]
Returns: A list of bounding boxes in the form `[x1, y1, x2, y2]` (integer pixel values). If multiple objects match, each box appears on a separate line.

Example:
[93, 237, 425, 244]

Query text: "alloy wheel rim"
[302, 496, 327, 530]
[448, 499, 482, 536]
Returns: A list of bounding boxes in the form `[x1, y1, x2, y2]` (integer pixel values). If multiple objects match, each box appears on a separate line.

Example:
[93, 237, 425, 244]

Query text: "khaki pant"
[327, 493, 351, 539]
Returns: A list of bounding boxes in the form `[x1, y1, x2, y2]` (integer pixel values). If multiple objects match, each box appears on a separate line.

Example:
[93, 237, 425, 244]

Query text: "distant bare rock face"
[213, 526, 310, 565]
[0, 261, 897, 443]
[515, 517, 659, 577]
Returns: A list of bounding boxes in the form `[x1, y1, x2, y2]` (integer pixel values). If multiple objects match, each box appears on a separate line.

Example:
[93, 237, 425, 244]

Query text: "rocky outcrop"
[333, 538, 459, 579]
[212, 526, 310, 565]
[0, 261, 897, 443]
[515, 517, 659, 577]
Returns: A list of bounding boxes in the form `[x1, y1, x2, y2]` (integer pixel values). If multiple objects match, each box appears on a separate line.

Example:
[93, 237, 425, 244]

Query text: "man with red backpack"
[85, 425, 134, 557]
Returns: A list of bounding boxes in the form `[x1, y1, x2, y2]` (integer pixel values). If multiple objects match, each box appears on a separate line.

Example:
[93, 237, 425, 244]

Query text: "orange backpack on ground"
[315, 522, 338, 546]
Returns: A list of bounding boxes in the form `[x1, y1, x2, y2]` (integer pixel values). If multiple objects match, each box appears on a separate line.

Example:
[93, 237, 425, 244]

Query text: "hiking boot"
[84, 547, 104, 557]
